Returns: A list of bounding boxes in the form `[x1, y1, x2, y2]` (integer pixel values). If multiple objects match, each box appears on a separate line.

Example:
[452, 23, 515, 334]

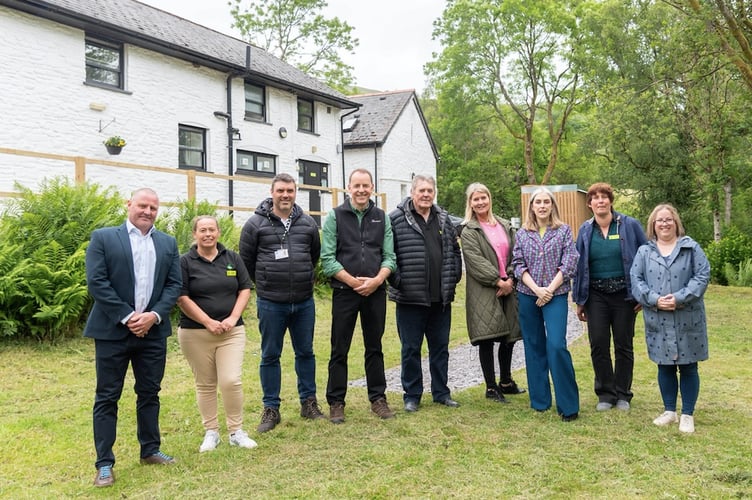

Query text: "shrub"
[705, 226, 752, 285]
[725, 258, 752, 287]
[0, 178, 125, 340]
[155, 199, 238, 254]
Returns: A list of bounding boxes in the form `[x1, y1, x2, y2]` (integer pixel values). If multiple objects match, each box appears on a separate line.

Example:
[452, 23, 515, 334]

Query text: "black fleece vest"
[331, 201, 386, 288]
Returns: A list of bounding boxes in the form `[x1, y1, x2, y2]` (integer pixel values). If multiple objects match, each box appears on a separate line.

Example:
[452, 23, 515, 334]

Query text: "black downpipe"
[339, 107, 358, 190]
[222, 46, 252, 218]
[372, 145, 378, 207]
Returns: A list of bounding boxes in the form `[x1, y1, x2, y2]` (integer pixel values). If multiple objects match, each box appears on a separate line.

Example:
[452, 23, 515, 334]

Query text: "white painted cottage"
[0, 0, 369, 225]
[0, 1, 439, 224]
[343, 90, 438, 211]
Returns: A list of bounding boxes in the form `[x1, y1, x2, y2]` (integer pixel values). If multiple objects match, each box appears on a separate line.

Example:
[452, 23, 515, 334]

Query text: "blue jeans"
[518, 293, 579, 417]
[257, 297, 317, 408]
[657, 363, 700, 415]
[395, 302, 451, 403]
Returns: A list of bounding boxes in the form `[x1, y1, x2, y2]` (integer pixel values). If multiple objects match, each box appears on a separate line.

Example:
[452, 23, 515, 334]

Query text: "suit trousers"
[517, 293, 579, 417]
[93, 335, 167, 468]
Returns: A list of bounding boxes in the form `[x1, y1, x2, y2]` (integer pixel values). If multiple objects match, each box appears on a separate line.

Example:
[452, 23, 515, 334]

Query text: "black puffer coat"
[239, 199, 321, 303]
[388, 197, 462, 306]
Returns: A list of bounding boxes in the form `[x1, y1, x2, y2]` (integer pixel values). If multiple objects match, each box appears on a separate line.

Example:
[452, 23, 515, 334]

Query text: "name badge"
[608, 234, 620, 240]
[226, 269, 237, 277]
[274, 248, 289, 260]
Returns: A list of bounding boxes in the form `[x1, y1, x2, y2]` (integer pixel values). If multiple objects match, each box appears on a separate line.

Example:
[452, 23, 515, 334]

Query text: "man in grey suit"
[84, 188, 181, 487]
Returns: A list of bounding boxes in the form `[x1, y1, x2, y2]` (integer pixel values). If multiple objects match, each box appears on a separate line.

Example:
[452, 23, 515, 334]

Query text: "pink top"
[480, 220, 510, 278]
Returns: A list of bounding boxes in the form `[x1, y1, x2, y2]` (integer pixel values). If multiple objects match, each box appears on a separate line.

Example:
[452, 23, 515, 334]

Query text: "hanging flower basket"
[103, 136, 126, 155]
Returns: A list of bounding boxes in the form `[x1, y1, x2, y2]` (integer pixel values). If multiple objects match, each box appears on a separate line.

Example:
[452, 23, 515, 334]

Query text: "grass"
[1, 284, 751, 498]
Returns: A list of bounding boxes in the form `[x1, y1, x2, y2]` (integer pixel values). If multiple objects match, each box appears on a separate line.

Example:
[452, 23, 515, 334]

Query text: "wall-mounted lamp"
[278, 127, 288, 139]
[232, 128, 242, 141]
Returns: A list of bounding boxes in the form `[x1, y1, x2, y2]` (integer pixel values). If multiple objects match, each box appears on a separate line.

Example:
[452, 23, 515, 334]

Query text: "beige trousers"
[178, 325, 246, 433]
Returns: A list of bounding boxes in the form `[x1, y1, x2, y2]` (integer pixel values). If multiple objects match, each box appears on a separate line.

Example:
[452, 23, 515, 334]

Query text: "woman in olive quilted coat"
[460, 183, 525, 403]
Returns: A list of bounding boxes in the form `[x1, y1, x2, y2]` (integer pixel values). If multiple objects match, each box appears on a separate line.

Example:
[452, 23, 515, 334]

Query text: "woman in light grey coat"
[630, 204, 710, 433]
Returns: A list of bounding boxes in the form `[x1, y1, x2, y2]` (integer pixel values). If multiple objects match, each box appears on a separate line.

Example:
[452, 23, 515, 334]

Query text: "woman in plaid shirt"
[512, 187, 580, 421]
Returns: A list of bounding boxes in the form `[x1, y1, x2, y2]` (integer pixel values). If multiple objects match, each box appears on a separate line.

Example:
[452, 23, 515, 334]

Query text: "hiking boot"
[300, 396, 326, 420]
[371, 397, 395, 419]
[329, 402, 345, 424]
[257, 406, 281, 433]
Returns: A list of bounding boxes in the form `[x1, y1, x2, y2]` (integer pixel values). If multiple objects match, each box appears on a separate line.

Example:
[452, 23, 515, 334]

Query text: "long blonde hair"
[522, 187, 564, 231]
[462, 182, 495, 224]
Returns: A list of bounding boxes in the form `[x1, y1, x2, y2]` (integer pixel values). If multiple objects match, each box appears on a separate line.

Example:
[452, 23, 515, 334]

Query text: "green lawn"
[1, 285, 750, 498]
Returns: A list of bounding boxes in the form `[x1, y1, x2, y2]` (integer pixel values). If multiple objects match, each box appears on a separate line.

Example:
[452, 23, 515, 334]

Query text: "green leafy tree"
[427, 0, 583, 185]
[229, 0, 359, 92]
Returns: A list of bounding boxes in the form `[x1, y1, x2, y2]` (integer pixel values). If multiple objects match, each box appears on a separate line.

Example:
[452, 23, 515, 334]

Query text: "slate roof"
[1, 0, 359, 108]
[343, 89, 438, 160]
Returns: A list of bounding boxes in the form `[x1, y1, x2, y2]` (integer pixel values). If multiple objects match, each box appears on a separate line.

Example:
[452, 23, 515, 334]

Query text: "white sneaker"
[229, 429, 258, 449]
[615, 400, 630, 411]
[199, 430, 220, 453]
[652, 410, 679, 426]
[679, 414, 695, 433]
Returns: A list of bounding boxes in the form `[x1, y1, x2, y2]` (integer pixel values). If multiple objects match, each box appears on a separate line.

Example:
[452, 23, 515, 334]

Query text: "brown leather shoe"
[93, 465, 114, 487]
[140, 451, 176, 465]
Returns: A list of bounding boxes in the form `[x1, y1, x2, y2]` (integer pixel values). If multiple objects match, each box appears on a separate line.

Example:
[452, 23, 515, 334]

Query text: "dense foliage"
[0, 179, 125, 340]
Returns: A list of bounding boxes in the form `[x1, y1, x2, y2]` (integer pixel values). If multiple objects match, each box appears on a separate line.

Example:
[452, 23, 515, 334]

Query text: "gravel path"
[350, 305, 584, 394]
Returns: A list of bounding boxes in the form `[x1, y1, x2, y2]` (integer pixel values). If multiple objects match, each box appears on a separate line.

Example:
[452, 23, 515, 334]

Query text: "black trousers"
[585, 288, 637, 404]
[93, 335, 166, 468]
[326, 287, 387, 404]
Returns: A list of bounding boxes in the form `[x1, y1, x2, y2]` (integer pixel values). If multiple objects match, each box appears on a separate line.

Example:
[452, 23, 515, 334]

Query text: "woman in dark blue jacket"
[572, 183, 647, 412]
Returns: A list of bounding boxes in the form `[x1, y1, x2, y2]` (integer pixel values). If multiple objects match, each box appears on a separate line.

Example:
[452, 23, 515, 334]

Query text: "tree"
[229, 0, 359, 92]
[667, 0, 752, 92]
[427, 0, 582, 184]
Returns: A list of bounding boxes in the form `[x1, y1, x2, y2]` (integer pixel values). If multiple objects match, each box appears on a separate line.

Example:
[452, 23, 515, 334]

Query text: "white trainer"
[229, 429, 258, 449]
[652, 411, 679, 426]
[199, 429, 220, 453]
[679, 414, 695, 433]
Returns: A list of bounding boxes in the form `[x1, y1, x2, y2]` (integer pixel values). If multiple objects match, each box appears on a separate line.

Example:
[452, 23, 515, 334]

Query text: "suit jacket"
[83, 223, 181, 340]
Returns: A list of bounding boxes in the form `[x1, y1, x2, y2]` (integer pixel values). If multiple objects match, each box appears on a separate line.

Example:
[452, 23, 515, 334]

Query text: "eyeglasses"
[655, 218, 674, 224]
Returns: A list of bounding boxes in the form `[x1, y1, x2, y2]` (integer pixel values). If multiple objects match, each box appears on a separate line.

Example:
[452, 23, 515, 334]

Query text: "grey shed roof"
[343, 90, 438, 160]
[1, 0, 359, 109]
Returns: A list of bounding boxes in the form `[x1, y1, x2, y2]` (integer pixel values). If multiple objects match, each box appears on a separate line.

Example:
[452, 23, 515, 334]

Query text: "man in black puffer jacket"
[389, 175, 463, 413]
[239, 173, 324, 433]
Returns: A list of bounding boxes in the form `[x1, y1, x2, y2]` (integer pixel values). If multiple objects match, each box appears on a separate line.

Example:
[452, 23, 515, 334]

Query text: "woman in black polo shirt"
[177, 216, 256, 452]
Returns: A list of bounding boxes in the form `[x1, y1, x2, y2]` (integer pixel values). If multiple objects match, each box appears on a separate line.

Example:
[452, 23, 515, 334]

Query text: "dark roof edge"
[1, 0, 360, 109]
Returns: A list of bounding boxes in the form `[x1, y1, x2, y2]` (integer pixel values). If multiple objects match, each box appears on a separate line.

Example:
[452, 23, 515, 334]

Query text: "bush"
[0, 178, 125, 340]
[705, 226, 752, 285]
[725, 258, 752, 287]
[155, 199, 238, 254]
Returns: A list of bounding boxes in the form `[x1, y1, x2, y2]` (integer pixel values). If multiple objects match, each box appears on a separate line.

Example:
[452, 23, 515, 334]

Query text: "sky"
[138, 0, 445, 93]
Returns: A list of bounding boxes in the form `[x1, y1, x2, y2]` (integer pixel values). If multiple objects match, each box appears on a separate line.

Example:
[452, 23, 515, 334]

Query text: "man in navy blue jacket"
[84, 188, 181, 487]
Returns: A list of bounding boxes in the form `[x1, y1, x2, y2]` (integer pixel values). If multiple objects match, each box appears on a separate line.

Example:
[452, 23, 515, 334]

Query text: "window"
[85, 37, 123, 88]
[297, 98, 314, 132]
[244, 82, 266, 120]
[179, 125, 206, 170]
[236, 150, 276, 176]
